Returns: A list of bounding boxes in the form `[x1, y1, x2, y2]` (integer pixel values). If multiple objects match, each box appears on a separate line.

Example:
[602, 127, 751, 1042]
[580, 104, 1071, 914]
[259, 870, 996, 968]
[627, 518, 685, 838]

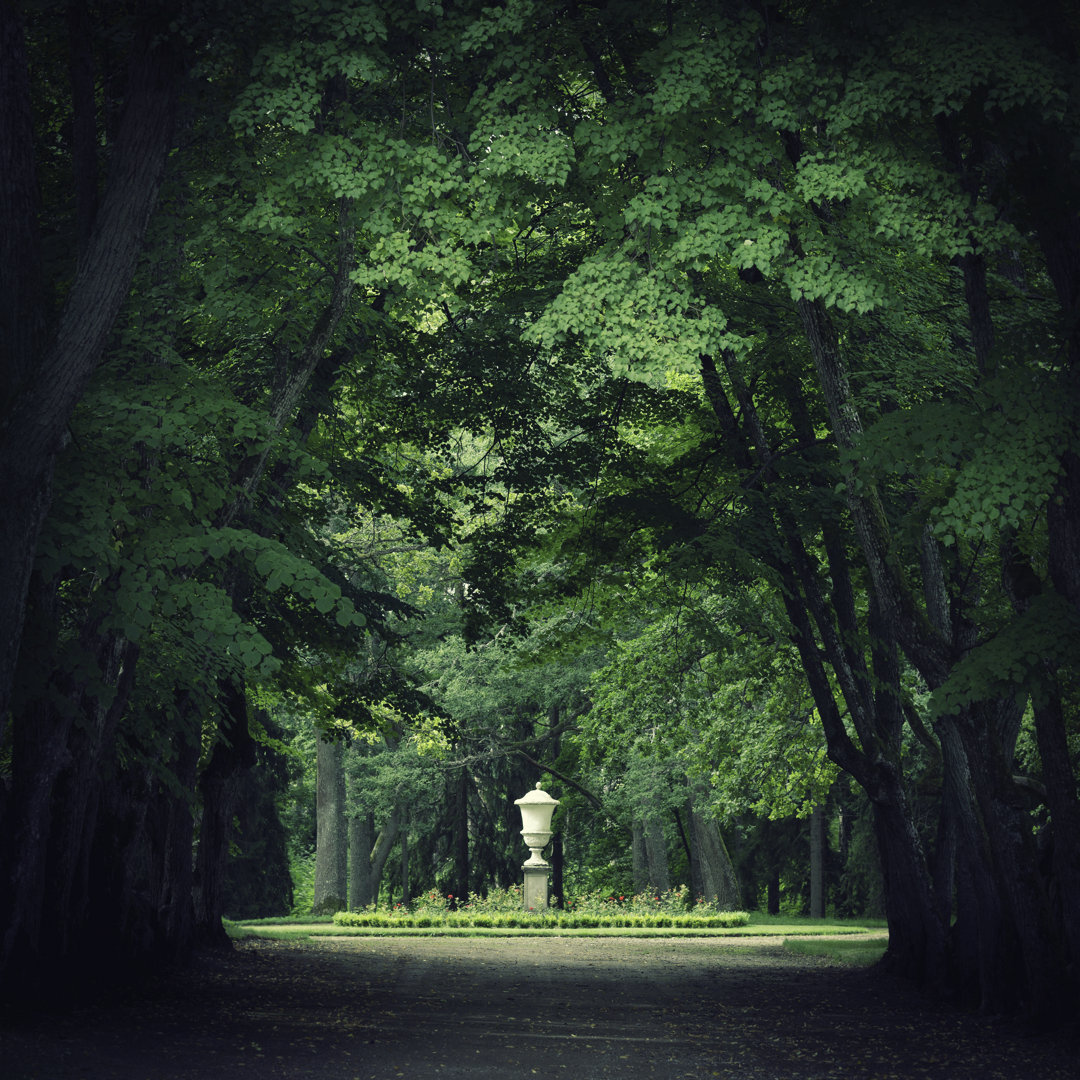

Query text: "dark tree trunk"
[551, 830, 564, 908]
[348, 811, 376, 910]
[0, 3, 44, 419]
[150, 716, 199, 963]
[936, 713, 1015, 1011]
[66, 0, 99, 256]
[194, 680, 256, 946]
[1030, 689, 1080, 972]
[0, 697, 75, 995]
[809, 804, 826, 919]
[453, 766, 470, 905]
[767, 871, 780, 916]
[0, 7, 183, 727]
[400, 827, 411, 907]
[958, 703, 1071, 1024]
[869, 780, 947, 991]
[632, 823, 648, 894]
[45, 630, 139, 962]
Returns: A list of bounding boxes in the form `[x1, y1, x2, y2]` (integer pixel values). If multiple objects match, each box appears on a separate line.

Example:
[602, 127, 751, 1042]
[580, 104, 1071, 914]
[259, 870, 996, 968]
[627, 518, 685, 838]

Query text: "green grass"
[744, 912, 887, 935]
[226, 911, 888, 943]
[229, 914, 328, 925]
[782, 935, 889, 966]
[230, 925, 742, 940]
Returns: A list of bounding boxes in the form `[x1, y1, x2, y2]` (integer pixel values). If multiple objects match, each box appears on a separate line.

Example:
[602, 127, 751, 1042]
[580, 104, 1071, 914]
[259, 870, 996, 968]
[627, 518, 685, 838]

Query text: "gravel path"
[2, 935, 1077, 1079]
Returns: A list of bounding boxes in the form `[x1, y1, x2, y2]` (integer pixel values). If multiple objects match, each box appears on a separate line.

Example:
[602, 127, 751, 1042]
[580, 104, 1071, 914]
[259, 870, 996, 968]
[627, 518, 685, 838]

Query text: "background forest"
[2, 0, 1079, 1027]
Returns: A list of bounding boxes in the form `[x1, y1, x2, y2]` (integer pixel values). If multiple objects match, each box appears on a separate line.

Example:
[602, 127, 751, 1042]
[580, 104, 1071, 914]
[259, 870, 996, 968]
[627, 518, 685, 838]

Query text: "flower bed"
[332, 910, 750, 929]
[332, 885, 750, 930]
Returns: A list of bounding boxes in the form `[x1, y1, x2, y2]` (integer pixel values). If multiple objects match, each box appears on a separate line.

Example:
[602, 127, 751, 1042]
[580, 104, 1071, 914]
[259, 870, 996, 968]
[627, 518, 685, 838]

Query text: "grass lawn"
[226, 911, 888, 958]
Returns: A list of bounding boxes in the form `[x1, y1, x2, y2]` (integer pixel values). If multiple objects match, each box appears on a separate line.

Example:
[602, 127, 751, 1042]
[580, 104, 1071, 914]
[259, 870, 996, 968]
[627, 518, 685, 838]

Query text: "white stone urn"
[514, 782, 559, 867]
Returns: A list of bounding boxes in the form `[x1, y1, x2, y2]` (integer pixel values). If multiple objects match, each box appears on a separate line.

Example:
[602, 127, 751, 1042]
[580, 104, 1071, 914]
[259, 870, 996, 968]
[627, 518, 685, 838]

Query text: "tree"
[0, 0, 184, 728]
[312, 734, 347, 914]
[0, 0, 469, 991]
[3, 0, 1077, 1023]
[445, 0, 1080, 1016]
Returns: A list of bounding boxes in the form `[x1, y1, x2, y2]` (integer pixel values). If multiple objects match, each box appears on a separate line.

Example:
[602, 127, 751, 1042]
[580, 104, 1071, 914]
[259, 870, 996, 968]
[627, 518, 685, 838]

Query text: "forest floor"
[2, 934, 1078, 1079]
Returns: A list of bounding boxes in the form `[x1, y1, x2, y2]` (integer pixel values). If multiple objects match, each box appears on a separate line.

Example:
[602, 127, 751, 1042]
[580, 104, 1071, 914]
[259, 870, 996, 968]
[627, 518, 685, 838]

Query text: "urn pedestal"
[514, 783, 560, 910]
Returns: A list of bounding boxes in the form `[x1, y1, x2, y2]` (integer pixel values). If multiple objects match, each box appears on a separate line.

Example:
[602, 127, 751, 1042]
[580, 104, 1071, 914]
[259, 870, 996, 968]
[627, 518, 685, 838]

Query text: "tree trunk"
[1038, 453, 1080, 984]
[0, 8, 183, 726]
[194, 680, 256, 945]
[809, 803, 826, 918]
[0, 696, 75, 994]
[632, 822, 648, 894]
[151, 717, 199, 963]
[644, 815, 671, 894]
[400, 825, 411, 906]
[348, 811, 375, 910]
[1030, 689, 1080, 974]
[959, 703, 1071, 1024]
[453, 765, 469, 905]
[767, 871, 780, 916]
[551, 830, 564, 908]
[0, 2, 44, 415]
[347, 804, 403, 911]
[687, 797, 740, 910]
[313, 735, 347, 914]
[369, 806, 403, 897]
[45, 629, 140, 961]
[868, 772, 947, 992]
[935, 713, 1011, 1010]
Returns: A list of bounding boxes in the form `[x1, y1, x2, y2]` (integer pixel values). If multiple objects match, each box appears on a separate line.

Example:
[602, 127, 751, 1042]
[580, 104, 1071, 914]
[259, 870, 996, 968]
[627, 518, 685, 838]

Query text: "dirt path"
[2, 936, 1077, 1079]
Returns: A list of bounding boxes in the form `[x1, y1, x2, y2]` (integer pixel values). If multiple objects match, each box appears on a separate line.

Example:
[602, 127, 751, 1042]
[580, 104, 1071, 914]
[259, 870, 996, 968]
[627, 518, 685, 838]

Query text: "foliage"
[332, 907, 750, 931]
[287, 849, 318, 918]
[3, 0, 1079, 1023]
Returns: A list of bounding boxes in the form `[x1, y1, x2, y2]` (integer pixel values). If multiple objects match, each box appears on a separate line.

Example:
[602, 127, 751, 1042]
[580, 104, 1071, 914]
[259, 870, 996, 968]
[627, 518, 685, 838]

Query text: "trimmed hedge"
[332, 910, 751, 930]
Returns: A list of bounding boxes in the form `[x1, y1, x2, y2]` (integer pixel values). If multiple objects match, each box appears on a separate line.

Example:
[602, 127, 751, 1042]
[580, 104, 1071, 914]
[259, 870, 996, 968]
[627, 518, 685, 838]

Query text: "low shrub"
[331, 907, 751, 930]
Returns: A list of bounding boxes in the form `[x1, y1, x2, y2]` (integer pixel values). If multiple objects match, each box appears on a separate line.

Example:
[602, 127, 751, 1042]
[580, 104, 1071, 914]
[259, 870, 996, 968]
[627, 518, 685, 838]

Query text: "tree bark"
[809, 803, 826, 918]
[66, 0, 99, 256]
[313, 735, 347, 914]
[0, 696, 75, 994]
[369, 806, 403, 900]
[453, 766, 470, 905]
[194, 679, 256, 946]
[687, 796, 740, 910]
[1030, 689, 1080, 973]
[632, 823, 648, 894]
[644, 815, 671, 894]
[151, 715, 199, 963]
[0, 2, 44, 415]
[348, 811, 376, 910]
[551, 830, 565, 908]
[400, 827, 411, 907]
[767, 871, 780, 916]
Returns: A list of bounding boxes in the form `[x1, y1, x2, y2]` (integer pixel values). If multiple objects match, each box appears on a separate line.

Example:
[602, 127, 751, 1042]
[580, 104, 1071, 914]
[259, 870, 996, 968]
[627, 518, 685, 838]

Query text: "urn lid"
[514, 782, 559, 808]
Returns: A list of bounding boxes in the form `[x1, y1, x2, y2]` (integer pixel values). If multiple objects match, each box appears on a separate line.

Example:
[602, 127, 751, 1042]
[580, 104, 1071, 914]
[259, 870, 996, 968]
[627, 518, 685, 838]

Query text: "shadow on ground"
[2, 936, 1077, 1079]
